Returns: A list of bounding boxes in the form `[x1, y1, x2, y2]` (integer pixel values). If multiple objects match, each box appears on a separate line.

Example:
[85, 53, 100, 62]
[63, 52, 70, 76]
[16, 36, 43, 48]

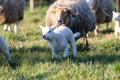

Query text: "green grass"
[0, 1, 120, 80]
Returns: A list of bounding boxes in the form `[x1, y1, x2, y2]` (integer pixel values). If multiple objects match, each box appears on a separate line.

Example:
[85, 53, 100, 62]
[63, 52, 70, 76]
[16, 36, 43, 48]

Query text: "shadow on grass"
[1, 44, 120, 69]
[77, 43, 91, 52]
[15, 71, 48, 80]
[100, 28, 114, 34]
[72, 53, 120, 65]
[4, 45, 51, 68]
[32, 18, 40, 23]
[26, 72, 49, 80]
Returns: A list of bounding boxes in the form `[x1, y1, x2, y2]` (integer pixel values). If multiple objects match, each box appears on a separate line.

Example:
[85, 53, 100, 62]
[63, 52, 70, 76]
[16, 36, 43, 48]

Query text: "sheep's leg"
[114, 25, 120, 38]
[8, 24, 11, 32]
[83, 35, 89, 47]
[70, 37, 77, 57]
[114, 31, 119, 38]
[14, 22, 19, 33]
[0, 36, 13, 66]
[106, 22, 109, 30]
[4, 24, 8, 31]
[94, 24, 99, 36]
[54, 52, 60, 59]
[52, 50, 55, 59]
[63, 47, 68, 58]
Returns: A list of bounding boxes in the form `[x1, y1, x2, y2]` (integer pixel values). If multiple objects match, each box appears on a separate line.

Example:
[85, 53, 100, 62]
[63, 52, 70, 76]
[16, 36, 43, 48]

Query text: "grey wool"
[0, 0, 26, 24]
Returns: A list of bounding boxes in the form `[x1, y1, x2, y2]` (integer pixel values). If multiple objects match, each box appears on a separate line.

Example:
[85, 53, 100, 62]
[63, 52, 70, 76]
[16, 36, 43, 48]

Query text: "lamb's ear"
[39, 25, 44, 30]
[51, 27, 56, 31]
[51, 25, 57, 30]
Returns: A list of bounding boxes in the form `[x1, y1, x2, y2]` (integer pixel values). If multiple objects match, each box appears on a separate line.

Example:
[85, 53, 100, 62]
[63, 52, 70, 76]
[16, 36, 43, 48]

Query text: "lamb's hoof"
[51, 58, 60, 62]
[70, 55, 76, 60]
[9, 61, 16, 69]
[62, 57, 68, 61]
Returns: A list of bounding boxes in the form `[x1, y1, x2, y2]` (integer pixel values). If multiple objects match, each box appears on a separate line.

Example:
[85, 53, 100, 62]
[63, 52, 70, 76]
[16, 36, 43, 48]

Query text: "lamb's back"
[54, 26, 74, 41]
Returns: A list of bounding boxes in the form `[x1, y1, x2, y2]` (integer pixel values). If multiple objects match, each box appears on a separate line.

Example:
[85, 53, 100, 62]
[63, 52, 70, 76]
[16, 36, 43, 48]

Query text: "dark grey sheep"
[0, 0, 26, 33]
[86, 0, 114, 35]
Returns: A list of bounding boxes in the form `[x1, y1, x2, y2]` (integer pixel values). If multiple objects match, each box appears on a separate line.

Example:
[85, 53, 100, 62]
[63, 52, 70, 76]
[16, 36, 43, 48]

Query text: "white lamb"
[40, 25, 80, 59]
[113, 11, 120, 39]
[0, 36, 14, 68]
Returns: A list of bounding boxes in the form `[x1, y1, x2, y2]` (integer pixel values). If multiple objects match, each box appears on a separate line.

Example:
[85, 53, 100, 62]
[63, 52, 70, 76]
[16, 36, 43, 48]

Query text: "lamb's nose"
[42, 35, 46, 39]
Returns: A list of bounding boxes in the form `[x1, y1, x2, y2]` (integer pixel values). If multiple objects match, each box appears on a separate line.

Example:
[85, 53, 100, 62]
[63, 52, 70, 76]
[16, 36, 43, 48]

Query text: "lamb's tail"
[73, 32, 81, 39]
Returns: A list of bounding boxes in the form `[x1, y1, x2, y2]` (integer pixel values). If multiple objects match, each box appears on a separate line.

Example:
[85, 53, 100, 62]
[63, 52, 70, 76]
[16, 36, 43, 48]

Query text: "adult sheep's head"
[51, 5, 75, 25]
[40, 26, 55, 41]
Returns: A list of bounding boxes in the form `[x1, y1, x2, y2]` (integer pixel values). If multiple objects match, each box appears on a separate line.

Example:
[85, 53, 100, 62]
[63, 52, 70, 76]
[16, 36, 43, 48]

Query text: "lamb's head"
[40, 26, 55, 41]
[51, 5, 75, 25]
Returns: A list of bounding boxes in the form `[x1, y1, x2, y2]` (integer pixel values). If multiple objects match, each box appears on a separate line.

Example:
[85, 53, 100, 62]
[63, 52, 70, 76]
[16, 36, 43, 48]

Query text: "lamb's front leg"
[52, 49, 60, 59]
[63, 47, 68, 58]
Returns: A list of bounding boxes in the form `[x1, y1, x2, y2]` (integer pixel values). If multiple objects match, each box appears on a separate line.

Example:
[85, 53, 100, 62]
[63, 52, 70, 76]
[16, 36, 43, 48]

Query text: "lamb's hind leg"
[63, 46, 68, 58]
[70, 37, 77, 57]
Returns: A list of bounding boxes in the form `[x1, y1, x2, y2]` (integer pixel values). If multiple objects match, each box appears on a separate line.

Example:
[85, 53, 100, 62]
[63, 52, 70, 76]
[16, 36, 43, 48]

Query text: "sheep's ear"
[66, 9, 76, 16]
[39, 25, 44, 30]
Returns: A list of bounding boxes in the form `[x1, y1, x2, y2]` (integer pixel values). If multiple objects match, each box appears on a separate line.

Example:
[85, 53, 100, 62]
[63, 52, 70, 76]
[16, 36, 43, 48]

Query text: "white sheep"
[0, 36, 14, 68]
[113, 11, 120, 39]
[40, 25, 80, 59]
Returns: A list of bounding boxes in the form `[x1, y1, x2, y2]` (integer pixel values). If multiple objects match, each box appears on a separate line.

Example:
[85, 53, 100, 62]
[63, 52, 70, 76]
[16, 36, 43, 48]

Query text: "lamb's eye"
[48, 31, 51, 33]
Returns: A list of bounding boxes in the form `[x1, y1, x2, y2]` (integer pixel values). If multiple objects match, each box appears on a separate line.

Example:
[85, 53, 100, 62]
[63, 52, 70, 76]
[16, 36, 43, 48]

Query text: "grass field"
[0, 1, 120, 80]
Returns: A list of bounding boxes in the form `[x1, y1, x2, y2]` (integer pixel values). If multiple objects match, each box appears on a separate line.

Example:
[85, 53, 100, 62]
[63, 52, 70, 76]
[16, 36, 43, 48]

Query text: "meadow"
[0, 1, 120, 80]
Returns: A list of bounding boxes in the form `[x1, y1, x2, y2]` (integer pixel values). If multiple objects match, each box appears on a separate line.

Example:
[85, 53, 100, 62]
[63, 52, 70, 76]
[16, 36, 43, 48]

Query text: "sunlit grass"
[0, 1, 120, 80]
